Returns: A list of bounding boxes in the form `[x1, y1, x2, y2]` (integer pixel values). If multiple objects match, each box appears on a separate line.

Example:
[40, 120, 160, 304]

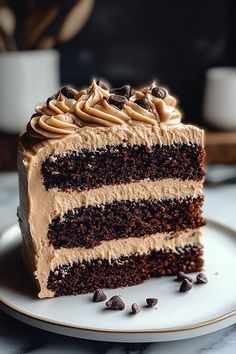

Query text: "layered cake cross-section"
[18, 80, 205, 298]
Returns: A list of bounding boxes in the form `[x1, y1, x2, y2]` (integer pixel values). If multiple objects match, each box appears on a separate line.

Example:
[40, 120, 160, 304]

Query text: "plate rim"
[0, 219, 236, 335]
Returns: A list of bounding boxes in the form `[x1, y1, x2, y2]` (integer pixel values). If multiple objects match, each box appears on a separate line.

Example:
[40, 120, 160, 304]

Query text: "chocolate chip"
[92, 289, 107, 302]
[105, 295, 125, 311]
[96, 80, 109, 90]
[134, 98, 150, 110]
[146, 298, 158, 307]
[60, 86, 77, 99]
[151, 86, 166, 99]
[110, 85, 133, 99]
[108, 94, 126, 110]
[47, 93, 58, 105]
[176, 271, 193, 283]
[196, 273, 208, 284]
[179, 279, 193, 292]
[131, 303, 141, 314]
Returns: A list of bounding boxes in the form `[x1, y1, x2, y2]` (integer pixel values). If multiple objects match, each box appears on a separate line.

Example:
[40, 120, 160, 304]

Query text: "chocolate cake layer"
[48, 196, 205, 249]
[42, 143, 205, 191]
[47, 245, 203, 296]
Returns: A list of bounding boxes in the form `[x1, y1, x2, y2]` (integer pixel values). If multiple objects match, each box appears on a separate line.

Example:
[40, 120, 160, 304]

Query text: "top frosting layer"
[27, 80, 182, 139]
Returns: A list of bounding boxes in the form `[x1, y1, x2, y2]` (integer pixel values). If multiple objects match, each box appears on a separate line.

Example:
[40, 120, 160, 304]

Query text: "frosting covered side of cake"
[18, 137, 204, 298]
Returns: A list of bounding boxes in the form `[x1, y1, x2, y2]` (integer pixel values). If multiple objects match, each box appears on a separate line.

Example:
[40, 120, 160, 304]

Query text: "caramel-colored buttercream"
[43, 179, 203, 218]
[28, 80, 183, 139]
[49, 229, 202, 267]
[22, 123, 204, 158]
[18, 120, 204, 298]
[30, 113, 78, 139]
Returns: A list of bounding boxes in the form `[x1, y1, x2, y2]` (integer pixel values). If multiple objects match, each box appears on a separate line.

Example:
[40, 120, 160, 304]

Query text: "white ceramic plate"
[0, 220, 236, 343]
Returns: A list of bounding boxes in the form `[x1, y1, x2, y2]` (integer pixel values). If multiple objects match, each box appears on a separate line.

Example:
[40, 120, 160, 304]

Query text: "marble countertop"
[0, 169, 236, 354]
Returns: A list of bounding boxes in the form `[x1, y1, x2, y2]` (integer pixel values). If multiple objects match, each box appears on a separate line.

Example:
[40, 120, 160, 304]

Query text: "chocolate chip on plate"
[146, 298, 158, 307]
[131, 303, 141, 314]
[134, 98, 150, 110]
[105, 295, 125, 310]
[151, 86, 166, 99]
[108, 94, 126, 110]
[176, 271, 193, 283]
[196, 273, 208, 284]
[110, 85, 133, 99]
[96, 80, 109, 90]
[92, 289, 107, 302]
[60, 86, 77, 99]
[179, 279, 193, 292]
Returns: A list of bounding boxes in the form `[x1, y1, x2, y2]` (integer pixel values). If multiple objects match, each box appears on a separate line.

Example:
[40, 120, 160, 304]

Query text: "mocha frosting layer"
[46, 179, 203, 216]
[50, 229, 202, 268]
[27, 80, 182, 139]
[20, 123, 204, 159]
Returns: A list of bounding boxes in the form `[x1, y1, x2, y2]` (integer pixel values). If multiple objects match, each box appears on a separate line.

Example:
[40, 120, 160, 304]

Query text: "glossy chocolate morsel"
[179, 279, 193, 292]
[110, 85, 133, 99]
[151, 87, 167, 99]
[92, 289, 107, 302]
[60, 86, 77, 99]
[96, 80, 110, 90]
[108, 94, 126, 110]
[105, 296, 125, 311]
[134, 98, 151, 110]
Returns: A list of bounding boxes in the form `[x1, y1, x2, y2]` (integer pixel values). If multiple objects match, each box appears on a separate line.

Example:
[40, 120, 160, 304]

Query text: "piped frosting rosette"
[29, 113, 78, 139]
[27, 87, 80, 139]
[137, 82, 182, 125]
[27, 80, 182, 139]
[74, 80, 181, 127]
[74, 81, 131, 127]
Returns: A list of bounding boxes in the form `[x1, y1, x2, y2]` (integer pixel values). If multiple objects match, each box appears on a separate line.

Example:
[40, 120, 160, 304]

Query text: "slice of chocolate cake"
[18, 80, 205, 298]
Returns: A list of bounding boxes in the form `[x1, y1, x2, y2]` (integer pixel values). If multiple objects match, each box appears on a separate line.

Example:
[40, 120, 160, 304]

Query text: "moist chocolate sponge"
[48, 196, 205, 249]
[42, 143, 205, 191]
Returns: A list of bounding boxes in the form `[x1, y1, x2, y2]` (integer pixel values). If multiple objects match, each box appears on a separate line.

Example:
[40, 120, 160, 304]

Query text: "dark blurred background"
[1, 0, 236, 169]
[59, 0, 236, 124]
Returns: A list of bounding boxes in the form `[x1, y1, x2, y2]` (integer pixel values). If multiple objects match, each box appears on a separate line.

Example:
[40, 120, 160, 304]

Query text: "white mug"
[203, 67, 236, 130]
[0, 49, 60, 133]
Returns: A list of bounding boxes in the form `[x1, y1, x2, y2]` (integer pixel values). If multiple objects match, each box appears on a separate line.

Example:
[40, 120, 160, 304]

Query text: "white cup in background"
[203, 67, 236, 130]
[0, 49, 60, 133]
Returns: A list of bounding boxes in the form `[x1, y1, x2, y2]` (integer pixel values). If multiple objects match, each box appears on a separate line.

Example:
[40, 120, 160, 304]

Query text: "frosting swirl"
[29, 114, 78, 139]
[75, 81, 131, 127]
[27, 80, 182, 139]
[28, 87, 79, 138]
[129, 82, 181, 125]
